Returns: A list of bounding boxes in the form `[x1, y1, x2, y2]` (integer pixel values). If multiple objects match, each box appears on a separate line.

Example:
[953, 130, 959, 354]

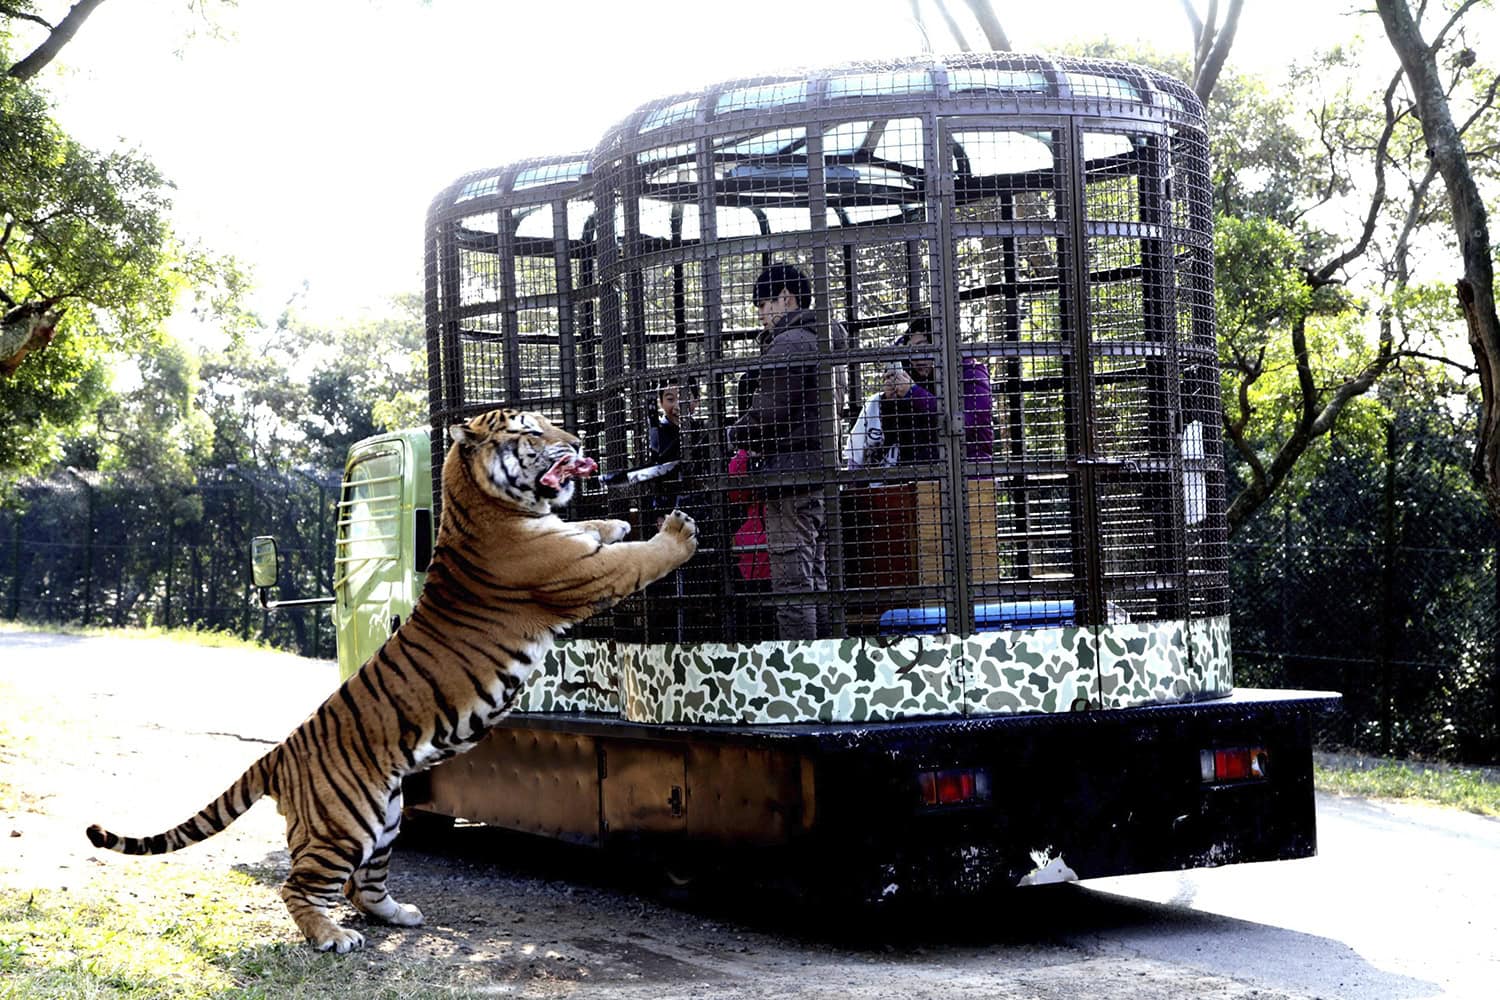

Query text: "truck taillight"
[918, 767, 991, 807]
[1200, 747, 1269, 783]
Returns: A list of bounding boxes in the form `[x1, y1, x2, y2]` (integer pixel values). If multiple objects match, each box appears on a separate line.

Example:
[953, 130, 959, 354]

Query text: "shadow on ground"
[227, 822, 1437, 1000]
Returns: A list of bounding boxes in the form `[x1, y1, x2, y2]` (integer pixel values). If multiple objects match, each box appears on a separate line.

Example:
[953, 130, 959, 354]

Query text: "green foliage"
[1317, 758, 1500, 816]
[197, 294, 425, 470]
[1207, 73, 1309, 226]
[0, 40, 243, 478]
[291, 293, 426, 467]
[1235, 364, 1497, 761]
[0, 327, 109, 478]
[1215, 214, 1388, 507]
[82, 339, 216, 482]
[1215, 215, 1311, 338]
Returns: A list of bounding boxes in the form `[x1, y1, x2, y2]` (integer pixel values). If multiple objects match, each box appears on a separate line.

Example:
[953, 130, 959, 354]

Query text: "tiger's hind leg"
[280, 846, 365, 953]
[343, 787, 424, 929]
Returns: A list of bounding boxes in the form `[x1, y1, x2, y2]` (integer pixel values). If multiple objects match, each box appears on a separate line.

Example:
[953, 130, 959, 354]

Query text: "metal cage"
[424, 53, 1230, 720]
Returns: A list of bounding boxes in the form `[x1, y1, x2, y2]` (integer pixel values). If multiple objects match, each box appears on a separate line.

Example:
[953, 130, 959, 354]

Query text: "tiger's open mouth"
[540, 454, 598, 490]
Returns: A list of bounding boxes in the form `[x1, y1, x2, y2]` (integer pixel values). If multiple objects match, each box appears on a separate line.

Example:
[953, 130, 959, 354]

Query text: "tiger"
[86, 408, 698, 953]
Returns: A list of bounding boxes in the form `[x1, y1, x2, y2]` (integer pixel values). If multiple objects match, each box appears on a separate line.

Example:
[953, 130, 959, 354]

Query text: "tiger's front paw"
[660, 509, 698, 558]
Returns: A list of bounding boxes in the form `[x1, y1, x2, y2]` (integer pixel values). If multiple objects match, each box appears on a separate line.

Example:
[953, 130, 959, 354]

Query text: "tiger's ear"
[448, 423, 471, 445]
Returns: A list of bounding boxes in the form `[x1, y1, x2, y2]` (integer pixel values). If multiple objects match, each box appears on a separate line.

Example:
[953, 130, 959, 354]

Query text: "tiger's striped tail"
[85, 746, 279, 856]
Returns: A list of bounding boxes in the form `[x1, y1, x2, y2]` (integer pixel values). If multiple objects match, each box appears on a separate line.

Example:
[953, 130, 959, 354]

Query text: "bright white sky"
[26, 0, 1394, 331]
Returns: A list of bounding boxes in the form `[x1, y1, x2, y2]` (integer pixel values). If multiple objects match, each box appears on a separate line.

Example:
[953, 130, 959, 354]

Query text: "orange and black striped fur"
[86, 408, 697, 952]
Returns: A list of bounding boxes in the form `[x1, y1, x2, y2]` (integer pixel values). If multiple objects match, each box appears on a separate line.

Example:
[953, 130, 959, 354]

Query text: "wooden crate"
[841, 483, 920, 591]
[917, 478, 1000, 587]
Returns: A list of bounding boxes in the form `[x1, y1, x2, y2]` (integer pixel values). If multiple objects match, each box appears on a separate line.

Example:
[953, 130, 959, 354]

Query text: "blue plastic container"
[878, 600, 1077, 635]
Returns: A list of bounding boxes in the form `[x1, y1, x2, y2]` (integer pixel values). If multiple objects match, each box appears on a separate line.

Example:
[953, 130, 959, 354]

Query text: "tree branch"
[1457, 71, 1500, 137]
[1227, 311, 1398, 532]
[959, 0, 1010, 52]
[1309, 67, 1403, 285]
[1289, 106, 1344, 227]
[1193, 0, 1243, 103]
[0, 3, 53, 29]
[1429, 0, 1479, 54]
[1225, 363, 1267, 491]
[1308, 312, 1395, 438]
[908, 0, 933, 52]
[1403, 347, 1477, 376]
[6, 0, 110, 81]
[1192, 0, 1219, 83]
[932, 0, 972, 52]
[1180, 0, 1205, 41]
[1377, 0, 1500, 518]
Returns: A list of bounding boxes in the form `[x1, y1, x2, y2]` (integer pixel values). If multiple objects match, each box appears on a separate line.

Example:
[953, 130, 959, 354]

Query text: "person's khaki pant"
[763, 492, 828, 640]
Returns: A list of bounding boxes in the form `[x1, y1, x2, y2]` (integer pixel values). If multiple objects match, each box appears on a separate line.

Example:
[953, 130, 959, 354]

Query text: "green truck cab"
[330, 429, 434, 681]
[253, 428, 433, 681]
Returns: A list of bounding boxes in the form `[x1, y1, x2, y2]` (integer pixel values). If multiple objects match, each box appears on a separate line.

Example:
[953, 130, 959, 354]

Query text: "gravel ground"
[0, 629, 1321, 999]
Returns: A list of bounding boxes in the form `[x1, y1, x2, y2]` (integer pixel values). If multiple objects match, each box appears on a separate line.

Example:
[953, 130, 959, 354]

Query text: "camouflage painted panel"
[513, 641, 617, 714]
[1097, 620, 1189, 708]
[516, 614, 1233, 723]
[1189, 615, 1234, 692]
[960, 626, 1098, 715]
[619, 636, 963, 725]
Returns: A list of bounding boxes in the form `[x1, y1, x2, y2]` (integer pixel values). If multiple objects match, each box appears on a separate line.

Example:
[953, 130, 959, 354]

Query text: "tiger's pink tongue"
[541, 455, 598, 489]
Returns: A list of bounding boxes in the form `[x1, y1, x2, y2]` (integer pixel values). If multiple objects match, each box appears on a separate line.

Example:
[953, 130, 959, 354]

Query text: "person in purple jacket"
[877, 362, 939, 465]
[900, 316, 995, 461]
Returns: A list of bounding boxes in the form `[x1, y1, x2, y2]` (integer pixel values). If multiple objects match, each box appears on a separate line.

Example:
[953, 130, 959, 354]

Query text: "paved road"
[2, 629, 1496, 999]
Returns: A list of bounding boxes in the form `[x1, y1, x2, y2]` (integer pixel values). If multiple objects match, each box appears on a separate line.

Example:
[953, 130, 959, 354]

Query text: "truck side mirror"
[251, 535, 280, 589]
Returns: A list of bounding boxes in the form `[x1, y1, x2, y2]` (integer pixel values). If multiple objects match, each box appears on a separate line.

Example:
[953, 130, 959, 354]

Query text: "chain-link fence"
[1, 467, 340, 659]
[1229, 413, 1500, 766]
[1235, 525, 1499, 764]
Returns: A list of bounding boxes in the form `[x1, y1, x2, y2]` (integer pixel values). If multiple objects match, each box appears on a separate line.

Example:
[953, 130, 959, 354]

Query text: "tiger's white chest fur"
[408, 630, 557, 772]
[487, 630, 555, 701]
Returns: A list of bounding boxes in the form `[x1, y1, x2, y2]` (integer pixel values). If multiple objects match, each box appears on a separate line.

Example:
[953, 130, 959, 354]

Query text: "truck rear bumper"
[409, 690, 1340, 900]
[798, 690, 1338, 900]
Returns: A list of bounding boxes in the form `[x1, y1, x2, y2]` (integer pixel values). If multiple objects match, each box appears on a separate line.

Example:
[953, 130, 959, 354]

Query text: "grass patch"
[1316, 756, 1500, 816]
[0, 621, 274, 653]
[0, 868, 480, 999]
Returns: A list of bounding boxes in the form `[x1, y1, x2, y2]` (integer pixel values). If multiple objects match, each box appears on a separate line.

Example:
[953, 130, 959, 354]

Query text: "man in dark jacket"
[731, 263, 842, 640]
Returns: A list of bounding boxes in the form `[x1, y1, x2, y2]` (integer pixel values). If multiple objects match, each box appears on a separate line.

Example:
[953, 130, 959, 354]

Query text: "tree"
[86, 337, 216, 477]
[1376, 0, 1500, 525]
[912, 0, 1240, 101]
[289, 294, 427, 468]
[196, 294, 426, 471]
[1198, 26, 1497, 530]
[904, 5, 1497, 533]
[1232, 360, 1495, 761]
[1180, 0, 1244, 103]
[2, 0, 109, 81]
[0, 31, 241, 476]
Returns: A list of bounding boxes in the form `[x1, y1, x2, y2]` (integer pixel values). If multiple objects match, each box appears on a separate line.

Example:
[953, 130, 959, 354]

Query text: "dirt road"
[2, 629, 1494, 999]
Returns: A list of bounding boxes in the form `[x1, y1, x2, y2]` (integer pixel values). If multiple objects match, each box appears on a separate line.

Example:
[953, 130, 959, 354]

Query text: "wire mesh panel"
[424, 54, 1231, 716]
[425, 155, 597, 511]
[943, 116, 1079, 630]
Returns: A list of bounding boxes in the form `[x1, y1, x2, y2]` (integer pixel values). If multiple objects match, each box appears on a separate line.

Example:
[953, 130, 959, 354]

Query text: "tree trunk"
[958, 0, 1010, 51]
[1376, 0, 1500, 523]
[5, 0, 110, 81]
[1184, 0, 1245, 103]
